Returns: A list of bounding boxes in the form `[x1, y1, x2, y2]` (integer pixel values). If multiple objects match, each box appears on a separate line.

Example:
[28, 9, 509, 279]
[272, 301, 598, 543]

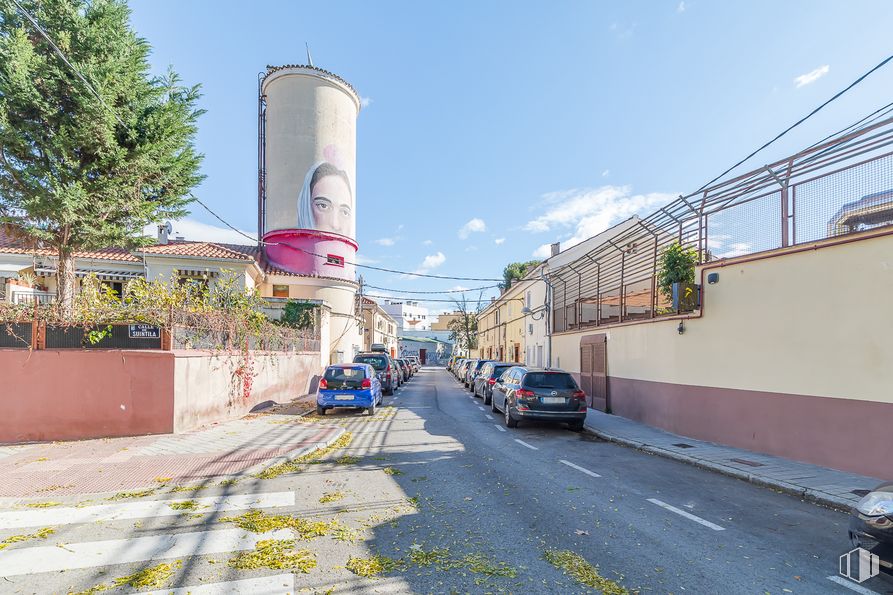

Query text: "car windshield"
[355, 355, 388, 370]
[324, 367, 366, 381]
[523, 372, 578, 389]
[474, 361, 487, 371]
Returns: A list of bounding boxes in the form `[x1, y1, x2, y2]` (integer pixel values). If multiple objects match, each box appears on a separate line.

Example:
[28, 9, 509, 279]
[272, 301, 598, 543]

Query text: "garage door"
[580, 334, 608, 412]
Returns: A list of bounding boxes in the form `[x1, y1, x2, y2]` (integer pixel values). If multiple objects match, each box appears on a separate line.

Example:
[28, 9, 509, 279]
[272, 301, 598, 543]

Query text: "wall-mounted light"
[707, 272, 719, 284]
[677, 321, 685, 335]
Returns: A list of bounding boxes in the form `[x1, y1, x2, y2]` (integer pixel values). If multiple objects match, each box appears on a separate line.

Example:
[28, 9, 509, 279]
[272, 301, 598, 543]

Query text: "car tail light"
[361, 378, 372, 389]
[516, 388, 535, 398]
[573, 390, 585, 398]
[319, 378, 328, 389]
[488, 378, 496, 385]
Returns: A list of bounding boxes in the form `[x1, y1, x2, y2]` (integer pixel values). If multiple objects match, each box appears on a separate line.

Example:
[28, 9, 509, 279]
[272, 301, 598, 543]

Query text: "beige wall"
[553, 232, 893, 404]
[173, 350, 319, 433]
[477, 281, 531, 362]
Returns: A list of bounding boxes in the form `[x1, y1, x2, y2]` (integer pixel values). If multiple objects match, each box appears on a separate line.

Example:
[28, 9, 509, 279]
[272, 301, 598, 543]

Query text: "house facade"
[359, 297, 399, 356]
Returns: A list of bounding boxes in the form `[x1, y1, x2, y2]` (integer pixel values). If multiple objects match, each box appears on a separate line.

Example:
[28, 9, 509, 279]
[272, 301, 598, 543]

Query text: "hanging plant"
[657, 242, 699, 301]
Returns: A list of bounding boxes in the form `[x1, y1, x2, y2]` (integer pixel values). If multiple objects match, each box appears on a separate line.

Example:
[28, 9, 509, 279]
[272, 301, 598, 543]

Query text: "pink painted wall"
[0, 349, 175, 442]
[0, 349, 321, 443]
[262, 228, 357, 280]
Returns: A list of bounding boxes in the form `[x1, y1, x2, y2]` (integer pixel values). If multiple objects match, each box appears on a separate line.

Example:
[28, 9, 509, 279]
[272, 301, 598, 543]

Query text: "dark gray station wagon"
[490, 367, 587, 430]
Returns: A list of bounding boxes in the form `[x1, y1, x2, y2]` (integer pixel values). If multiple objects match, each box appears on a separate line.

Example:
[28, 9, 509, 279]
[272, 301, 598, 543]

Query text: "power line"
[363, 294, 490, 304]
[363, 284, 499, 294]
[10, 0, 126, 127]
[191, 196, 505, 282]
[695, 53, 893, 193]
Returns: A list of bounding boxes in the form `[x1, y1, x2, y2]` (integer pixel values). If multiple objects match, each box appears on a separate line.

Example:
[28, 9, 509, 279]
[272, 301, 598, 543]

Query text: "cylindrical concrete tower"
[260, 64, 360, 279]
[259, 64, 362, 364]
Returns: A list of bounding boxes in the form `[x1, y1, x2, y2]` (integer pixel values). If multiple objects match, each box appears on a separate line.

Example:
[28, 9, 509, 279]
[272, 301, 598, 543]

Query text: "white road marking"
[647, 498, 725, 531]
[0, 527, 293, 577]
[142, 574, 295, 595]
[559, 459, 602, 478]
[485, 414, 494, 420]
[0, 492, 294, 529]
[477, 406, 486, 411]
[494, 425, 506, 432]
[514, 439, 539, 450]
[826, 576, 881, 594]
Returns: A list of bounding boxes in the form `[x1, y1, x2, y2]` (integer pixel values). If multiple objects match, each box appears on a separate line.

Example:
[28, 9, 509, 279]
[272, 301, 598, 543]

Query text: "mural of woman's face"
[311, 175, 353, 236]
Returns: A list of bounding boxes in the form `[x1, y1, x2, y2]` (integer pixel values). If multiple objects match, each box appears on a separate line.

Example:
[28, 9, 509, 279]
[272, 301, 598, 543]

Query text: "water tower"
[258, 64, 362, 362]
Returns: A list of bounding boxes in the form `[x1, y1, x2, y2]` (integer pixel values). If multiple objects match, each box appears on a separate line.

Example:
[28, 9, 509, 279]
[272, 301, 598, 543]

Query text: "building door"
[419, 349, 427, 364]
[513, 343, 520, 363]
[580, 334, 608, 411]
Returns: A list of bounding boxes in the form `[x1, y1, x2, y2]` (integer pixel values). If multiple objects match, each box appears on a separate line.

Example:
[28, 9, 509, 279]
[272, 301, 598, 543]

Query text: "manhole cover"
[672, 443, 695, 449]
[730, 458, 765, 467]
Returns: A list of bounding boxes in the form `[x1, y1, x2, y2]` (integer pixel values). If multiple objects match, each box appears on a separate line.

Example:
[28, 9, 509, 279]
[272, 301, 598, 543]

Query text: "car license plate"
[334, 395, 354, 401]
[541, 397, 564, 404]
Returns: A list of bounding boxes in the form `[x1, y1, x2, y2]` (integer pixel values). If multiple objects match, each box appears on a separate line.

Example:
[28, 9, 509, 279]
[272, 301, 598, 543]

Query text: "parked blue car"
[317, 363, 382, 416]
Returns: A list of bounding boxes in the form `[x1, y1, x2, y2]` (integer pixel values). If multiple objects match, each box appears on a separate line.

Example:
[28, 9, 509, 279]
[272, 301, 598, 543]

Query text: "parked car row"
[316, 346, 418, 417]
[448, 357, 588, 431]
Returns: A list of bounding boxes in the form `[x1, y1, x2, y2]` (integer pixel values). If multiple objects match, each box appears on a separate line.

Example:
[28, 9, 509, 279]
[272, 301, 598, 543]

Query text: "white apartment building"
[381, 300, 431, 331]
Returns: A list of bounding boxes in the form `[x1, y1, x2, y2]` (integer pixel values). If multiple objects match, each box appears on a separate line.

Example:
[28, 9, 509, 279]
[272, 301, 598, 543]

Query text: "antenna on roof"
[305, 42, 314, 67]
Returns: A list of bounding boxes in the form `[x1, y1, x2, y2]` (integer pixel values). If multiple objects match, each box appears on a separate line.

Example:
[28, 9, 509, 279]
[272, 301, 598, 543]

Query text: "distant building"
[382, 299, 431, 331]
[430, 311, 463, 331]
[399, 335, 451, 365]
[358, 297, 398, 357]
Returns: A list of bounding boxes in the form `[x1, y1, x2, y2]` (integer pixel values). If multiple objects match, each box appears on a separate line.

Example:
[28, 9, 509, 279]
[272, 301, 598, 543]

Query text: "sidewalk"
[583, 408, 882, 511]
[0, 404, 342, 501]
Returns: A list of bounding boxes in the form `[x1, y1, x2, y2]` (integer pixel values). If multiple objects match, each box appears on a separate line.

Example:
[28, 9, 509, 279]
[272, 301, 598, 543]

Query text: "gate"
[580, 334, 608, 411]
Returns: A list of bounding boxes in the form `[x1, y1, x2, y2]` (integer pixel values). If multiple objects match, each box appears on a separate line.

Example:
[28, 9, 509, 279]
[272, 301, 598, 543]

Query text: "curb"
[583, 424, 856, 513]
[241, 425, 346, 477]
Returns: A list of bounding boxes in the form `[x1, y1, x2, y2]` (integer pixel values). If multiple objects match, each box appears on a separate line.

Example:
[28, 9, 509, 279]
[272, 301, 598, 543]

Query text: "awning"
[33, 266, 143, 282]
[0, 264, 28, 277]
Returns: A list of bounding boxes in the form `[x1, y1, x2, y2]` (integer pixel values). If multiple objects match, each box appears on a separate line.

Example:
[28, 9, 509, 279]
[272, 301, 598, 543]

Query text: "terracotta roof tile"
[0, 227, 140, 261]
[137, 241, 254, 260]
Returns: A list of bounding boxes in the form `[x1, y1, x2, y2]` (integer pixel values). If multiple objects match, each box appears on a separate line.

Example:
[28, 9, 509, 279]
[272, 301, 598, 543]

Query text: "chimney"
[157, 222, 170, 245]
[550, 242, 560, 257]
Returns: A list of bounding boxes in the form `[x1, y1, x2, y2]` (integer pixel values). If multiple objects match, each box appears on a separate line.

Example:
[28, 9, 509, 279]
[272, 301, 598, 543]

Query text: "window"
[325, 254, 345, 267]
[526, 291, 531, 309]
[523, 372, 578, 389]
[272, 285, 288, 298]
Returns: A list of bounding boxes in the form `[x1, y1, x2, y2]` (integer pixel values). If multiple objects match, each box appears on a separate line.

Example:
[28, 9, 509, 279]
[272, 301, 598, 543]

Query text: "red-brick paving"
[0, 417, 340, 498]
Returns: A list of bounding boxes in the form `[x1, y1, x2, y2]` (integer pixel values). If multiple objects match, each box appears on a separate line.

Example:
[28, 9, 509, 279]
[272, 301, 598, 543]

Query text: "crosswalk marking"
[0, 528, 292, 577]
[0, 492, 294, 529]
[142, 574, 295, 595]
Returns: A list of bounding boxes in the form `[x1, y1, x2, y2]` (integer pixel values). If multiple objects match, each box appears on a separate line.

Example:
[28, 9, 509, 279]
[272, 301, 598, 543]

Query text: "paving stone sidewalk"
[583, 408, 882, 511]
[0, 408, 342, 500]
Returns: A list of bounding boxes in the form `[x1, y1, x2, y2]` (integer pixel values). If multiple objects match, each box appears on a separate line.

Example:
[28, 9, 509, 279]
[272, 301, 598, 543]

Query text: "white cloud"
[525, 185, 675, 256]
[717, 243, 752, 258]
[374, 237, 396, 246]
[448, 285, 470, 292]
[396, 224, 404, 231]
[142, 218, 254, 245]
[360, 96, 373, 108]
[532, 244, 553, 259]
[494, 238, 506, 245]
[794, 65, 829, 88]
[677, 1, 686, 12]
[458, 218, 486, 239]
[464, 246, 478, 252]
[422, 239, 433, 246]
[601, 169, 610, 177]
[355, 253, 380, 265]
[413, 251, 446, 274]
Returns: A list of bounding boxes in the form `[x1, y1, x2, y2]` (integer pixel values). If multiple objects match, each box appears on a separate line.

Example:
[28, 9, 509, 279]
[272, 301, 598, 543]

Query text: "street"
[0, 367, 878, 594]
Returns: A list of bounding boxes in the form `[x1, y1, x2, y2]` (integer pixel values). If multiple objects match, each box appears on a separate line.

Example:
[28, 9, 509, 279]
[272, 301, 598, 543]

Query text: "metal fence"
[551, 116, 893, 333]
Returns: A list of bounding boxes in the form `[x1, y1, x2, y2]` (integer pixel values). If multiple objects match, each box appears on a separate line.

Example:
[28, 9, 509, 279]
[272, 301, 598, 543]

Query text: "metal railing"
[551, 116, 893, 333]
[10, 290, 55, 305]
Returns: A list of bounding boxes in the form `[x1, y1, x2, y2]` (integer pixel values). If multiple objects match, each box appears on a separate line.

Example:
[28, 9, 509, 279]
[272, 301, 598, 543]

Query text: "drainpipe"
[540, 268, 554, 369]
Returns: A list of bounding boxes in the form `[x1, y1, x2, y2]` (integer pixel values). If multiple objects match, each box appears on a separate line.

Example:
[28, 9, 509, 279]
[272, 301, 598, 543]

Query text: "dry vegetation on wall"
[0, 272, 319, 352]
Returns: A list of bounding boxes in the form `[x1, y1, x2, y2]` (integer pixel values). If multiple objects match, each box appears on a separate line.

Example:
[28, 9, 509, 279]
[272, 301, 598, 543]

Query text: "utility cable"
[191, 196, 504, 282]
[363, 284, 499, 294]
[694, 53, 893, 193]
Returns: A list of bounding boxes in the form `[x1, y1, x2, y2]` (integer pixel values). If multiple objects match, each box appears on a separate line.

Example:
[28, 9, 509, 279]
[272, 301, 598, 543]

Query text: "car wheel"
[504, 403, 518, 428]
[368, 401, 377, 416]
[316, 405, 326, 416]
[483, 390, 491, 406]
[384, 384, 394, 396]
[491, 395, 499, 412]
[568, 420, 584, 432]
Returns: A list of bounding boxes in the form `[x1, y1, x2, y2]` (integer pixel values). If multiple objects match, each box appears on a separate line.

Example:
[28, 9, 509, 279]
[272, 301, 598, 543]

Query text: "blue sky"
[130, 0, 893, 310]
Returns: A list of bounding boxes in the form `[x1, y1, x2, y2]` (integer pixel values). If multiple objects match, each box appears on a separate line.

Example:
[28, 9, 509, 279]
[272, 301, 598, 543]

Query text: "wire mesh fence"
[550, 117, 893, 333]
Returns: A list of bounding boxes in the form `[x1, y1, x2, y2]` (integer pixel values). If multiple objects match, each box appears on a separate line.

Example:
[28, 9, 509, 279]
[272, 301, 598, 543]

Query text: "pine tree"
[0, 0, 204, 316]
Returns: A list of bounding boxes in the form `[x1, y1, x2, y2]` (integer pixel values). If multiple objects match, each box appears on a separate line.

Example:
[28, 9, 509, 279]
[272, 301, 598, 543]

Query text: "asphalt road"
[0, 367, 887, 594]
